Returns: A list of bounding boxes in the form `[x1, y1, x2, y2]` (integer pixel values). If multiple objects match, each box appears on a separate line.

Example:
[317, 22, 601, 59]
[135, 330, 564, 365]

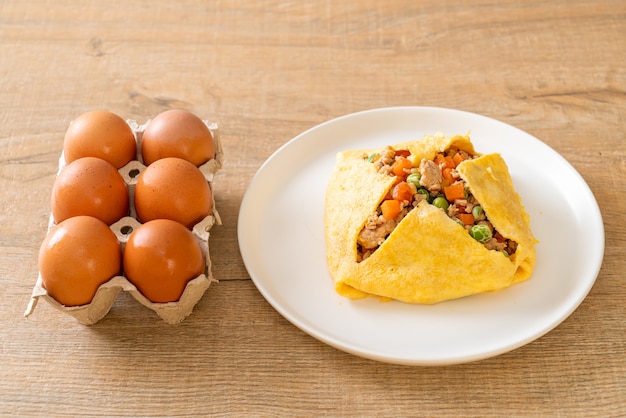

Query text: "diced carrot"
[435, 153, 455, 169]
[443, 183, 465, 201]
[442, 167, 454, 180]
[381, 199, 401, 220]
[392, 181, 413, 202]
[434, 153, 446, 167]
[452, 152, 466, 167]
[441, 178, 452, 188]
[456, 213, 475, 225]
[391, 157, 413, 178]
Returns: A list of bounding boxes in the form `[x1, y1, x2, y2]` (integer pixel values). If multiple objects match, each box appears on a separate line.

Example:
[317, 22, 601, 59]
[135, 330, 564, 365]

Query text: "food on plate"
[38, 216, 122, 306]
[324, 133, 537, 304]
[51, 157, 129, 225]
[141, 109, 215, 167]
[134, 157, 213, 229]
[123, 219, 205, 303]
[63, 110, 137, 169]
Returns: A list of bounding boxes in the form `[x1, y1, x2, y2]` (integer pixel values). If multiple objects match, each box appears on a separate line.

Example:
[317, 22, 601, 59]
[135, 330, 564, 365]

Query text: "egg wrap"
[324, 133, 537, 304]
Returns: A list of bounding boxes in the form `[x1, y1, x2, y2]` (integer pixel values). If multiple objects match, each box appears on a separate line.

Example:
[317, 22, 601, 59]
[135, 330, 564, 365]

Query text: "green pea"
[469, 224, 492, 243]
[366, 153, 379, 163]
[472, 205, 483, 218]
[416, 188, 431, 203]
[406, 173, 421, 188]
[432, 196, 449, 210]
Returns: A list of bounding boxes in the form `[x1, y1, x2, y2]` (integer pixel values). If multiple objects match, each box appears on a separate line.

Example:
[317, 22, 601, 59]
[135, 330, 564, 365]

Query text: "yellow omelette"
[324, 133, 537, 304]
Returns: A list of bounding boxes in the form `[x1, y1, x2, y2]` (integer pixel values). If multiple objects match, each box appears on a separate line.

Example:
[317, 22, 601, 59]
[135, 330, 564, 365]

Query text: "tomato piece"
[395, 149, 411, 158]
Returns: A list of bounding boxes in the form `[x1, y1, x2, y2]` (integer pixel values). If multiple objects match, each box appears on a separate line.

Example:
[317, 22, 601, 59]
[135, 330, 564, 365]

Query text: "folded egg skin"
[324, 133, 537, 304]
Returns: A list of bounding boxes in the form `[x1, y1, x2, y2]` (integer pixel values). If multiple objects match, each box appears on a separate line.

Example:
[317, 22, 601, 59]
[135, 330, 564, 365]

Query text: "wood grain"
[1, 0, 624, 416]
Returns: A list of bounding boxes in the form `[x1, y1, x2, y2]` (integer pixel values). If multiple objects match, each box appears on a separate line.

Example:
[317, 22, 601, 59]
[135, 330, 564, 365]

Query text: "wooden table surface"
[1, 0, 624, 416]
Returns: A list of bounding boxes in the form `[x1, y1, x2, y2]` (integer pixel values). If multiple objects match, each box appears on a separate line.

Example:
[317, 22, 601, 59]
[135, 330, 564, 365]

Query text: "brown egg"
[123, 219, 205, 303]
[52, 157, 129, 225]
[141, 109, 215, 166]
[63, 110, 137, 169]
[134, 157, 213, 229]
[39, 216, 122, 306]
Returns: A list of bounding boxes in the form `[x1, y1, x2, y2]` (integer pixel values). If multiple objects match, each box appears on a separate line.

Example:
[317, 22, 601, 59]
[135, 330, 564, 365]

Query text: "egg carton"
[25, 118, 223, 325]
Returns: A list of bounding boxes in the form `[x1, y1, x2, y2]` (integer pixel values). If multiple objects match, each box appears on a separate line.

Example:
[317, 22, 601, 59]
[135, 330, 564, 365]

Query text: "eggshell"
[26, 115, 223, 324]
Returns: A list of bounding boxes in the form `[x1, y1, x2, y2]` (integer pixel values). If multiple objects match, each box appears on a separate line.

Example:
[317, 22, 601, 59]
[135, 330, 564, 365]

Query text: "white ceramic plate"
[238, 107, 604, 366]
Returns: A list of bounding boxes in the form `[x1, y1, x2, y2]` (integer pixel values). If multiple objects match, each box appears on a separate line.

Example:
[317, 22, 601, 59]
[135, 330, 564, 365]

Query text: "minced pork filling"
[356, 146, 518, 262]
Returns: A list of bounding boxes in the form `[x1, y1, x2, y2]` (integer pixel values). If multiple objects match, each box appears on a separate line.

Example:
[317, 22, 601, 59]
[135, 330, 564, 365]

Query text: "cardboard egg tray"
[25, 118, 223, 325]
